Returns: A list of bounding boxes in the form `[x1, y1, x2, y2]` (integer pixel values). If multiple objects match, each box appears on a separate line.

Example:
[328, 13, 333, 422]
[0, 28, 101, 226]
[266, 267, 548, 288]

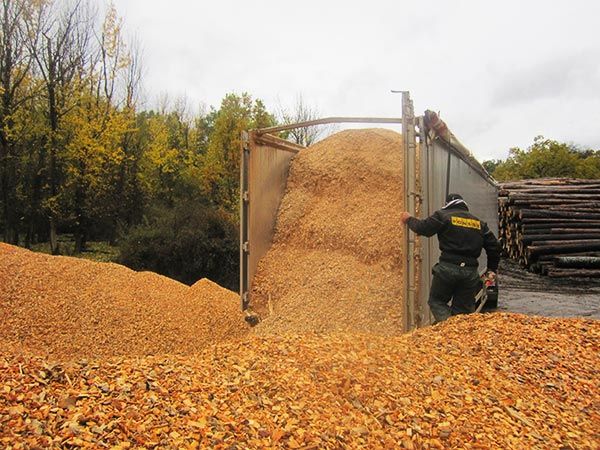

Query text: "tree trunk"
[554, 256, 600, 269]
[49, 216, 59, 255]
[24, 220, 33, 248]
[520, 209, 600, 220]
[0, 142, 18, 245]
[47, 79, 60, 255]
[74, 230, 85, 253]
[521, 234, 600, 244]
[547, 268, 600, 278]
[73, 211, 87, 253]
[528, 241, 600, 257]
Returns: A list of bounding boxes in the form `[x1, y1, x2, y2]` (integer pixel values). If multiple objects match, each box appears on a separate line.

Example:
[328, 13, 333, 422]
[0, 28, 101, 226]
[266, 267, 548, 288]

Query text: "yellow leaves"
[141, 115, 185, 195]
[102, 3, 122, 59]
[58, 95, 133, 203]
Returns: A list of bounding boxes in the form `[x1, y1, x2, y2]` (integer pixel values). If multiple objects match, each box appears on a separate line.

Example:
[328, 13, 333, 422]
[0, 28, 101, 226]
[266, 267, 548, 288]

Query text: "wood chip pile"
[498, 178, 600, 277]
[1, 313, 598, 449]
[251, 129, 405, 334]
[0, 243, 248, 360]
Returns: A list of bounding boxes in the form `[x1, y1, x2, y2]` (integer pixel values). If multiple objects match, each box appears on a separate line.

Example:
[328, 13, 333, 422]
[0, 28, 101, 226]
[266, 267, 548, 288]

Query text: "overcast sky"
[111, 0, 600, 161]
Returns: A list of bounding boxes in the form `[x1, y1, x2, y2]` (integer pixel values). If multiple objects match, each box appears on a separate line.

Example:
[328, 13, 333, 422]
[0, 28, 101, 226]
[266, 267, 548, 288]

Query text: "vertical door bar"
[240, 131, 251, 310]
[402, 92, 418, 331]
[418, 116, 433, 326]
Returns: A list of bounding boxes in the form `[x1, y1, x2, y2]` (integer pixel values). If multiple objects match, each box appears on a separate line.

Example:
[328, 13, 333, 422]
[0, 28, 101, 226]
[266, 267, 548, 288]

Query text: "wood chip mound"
[1, 313, 597, 449]
[0, 243, 248, 360]
[251, 128, 405, 334]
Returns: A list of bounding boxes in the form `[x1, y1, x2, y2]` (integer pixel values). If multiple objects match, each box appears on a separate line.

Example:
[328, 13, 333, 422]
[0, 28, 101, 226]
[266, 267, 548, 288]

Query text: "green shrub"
[118, 203, 239, 291]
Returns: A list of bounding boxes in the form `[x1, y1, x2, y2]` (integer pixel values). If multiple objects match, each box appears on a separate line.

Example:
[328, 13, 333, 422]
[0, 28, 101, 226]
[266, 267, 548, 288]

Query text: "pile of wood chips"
[251, 129, 405, 334]
[1, 313, 597, 449]
[0, 243, 249, 360]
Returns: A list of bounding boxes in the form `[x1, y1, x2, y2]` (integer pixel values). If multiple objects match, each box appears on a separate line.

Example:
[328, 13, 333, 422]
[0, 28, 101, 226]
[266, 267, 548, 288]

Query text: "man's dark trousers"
[428, 261, 481, 323]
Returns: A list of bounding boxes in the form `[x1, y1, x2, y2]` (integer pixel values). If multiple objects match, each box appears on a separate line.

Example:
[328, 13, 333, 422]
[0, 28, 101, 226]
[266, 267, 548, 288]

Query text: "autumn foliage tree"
[201, 93, 275, 212]
[0, 0, 34, 244]
[0, 1, 282, 287]
[486, 136, 600, 181]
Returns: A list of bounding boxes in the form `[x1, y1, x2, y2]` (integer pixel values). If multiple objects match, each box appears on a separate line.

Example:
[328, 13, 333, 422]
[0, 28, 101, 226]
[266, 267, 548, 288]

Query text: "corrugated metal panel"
[240, 133, 301, 309]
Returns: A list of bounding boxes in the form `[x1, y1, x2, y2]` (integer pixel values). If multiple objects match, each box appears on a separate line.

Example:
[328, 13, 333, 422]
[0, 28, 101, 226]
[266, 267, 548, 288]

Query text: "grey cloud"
[492, 51, 600, 107]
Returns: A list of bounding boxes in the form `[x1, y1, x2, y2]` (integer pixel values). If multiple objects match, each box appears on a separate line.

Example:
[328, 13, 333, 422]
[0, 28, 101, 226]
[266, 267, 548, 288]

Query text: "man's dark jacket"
[406, 200, 500, 272]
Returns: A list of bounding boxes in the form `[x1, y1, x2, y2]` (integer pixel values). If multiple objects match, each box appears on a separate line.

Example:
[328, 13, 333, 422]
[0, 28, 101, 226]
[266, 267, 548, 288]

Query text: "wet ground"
[497, 259, 600, 319]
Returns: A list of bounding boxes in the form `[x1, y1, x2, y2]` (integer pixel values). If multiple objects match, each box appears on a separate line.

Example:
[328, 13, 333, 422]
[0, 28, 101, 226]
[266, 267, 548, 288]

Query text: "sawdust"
[1, 313, 597, 449]
[251, 128, 405, 334]
[4, 127, 597, 448]
[0, 243, 248, 360]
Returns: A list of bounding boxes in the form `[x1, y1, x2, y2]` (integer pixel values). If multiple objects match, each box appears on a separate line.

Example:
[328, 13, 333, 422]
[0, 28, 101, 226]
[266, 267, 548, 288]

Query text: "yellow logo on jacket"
[451, 216, 481, 230]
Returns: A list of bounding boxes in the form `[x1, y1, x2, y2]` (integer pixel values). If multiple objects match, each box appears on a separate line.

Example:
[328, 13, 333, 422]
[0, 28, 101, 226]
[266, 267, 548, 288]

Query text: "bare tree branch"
[276, 94, 336, 147]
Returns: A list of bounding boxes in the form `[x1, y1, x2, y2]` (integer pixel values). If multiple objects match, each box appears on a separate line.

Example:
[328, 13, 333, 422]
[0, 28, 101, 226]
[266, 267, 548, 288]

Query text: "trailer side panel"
[240, 133, 300, 308]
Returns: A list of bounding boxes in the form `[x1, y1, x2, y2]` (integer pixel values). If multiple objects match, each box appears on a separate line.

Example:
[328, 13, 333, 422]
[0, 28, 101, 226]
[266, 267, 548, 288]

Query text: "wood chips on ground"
[0, 243, 249, 360]
[251, 128, 405, 334]
[1, 313, 598, 449]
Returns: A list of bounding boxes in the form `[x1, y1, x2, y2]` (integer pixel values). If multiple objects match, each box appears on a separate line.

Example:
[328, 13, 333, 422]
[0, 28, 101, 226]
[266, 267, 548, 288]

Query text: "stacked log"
[498, 178, 600, 277]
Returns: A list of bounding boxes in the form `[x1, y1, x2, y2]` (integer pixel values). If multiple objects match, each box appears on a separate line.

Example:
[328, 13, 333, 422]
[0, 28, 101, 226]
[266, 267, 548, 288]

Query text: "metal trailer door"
[240, 117, 405, 314]
[240, 132, 302, 310]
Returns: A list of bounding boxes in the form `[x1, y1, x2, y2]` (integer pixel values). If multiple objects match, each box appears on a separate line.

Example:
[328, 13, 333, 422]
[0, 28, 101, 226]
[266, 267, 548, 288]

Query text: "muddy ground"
[497, 258, 600, 319]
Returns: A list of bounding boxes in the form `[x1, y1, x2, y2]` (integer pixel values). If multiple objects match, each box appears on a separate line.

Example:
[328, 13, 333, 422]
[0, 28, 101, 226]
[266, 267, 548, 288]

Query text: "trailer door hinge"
[409, 192, 422, 201]
[241, 131, 251, 152]
[242, 241, 249, 253]
[242, 190, 249, 202]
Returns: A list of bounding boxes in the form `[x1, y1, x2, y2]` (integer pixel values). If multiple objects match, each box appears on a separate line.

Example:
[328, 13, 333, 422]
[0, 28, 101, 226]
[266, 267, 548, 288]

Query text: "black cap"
[446, 193, 463, 203]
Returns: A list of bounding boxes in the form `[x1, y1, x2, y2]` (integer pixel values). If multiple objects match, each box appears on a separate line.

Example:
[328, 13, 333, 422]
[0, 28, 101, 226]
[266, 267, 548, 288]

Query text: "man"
[400, 193, 500, 323]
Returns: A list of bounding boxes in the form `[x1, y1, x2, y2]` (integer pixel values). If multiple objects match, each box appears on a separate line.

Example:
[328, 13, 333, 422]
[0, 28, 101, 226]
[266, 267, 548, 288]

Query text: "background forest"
[1, 1, 598, 290]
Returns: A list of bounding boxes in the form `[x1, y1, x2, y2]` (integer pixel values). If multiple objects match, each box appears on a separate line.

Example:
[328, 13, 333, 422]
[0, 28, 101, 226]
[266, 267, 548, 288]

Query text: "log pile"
[498, 178, 600, 277]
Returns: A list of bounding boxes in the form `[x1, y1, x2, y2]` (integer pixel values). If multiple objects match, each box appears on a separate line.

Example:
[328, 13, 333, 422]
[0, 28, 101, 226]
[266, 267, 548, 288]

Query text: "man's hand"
[485, 271, 497, 284]
[400, 211, 412, 224]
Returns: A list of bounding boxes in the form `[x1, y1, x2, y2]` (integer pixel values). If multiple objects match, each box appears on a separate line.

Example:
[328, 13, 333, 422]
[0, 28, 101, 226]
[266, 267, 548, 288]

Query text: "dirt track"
[498, 258, 600, 319]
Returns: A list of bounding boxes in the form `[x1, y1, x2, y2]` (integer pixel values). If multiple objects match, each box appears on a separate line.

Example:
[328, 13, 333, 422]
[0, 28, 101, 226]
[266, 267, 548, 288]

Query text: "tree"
[16, 81, 48, 247]
[64, 2, 134, 253]
[139, 111, 186, 206]
[201, 93, 275, 212]
[63, 94, 132, 252]
[111, 34, 143, 237]
[482, 159, 502, 176]
[576, 151, 600, 178]
[29, 0, 93, 254]
[0, 0, 33, 244]
[118, 203, 239, 290]
[490, 136, 598, 181]
[190, 104, 216, 155]
[277, 94, 333, 147]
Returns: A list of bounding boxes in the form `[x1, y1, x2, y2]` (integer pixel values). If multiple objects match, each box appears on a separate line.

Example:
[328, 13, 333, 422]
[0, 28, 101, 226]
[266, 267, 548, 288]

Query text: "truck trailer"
[240, 92, 498, 331]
